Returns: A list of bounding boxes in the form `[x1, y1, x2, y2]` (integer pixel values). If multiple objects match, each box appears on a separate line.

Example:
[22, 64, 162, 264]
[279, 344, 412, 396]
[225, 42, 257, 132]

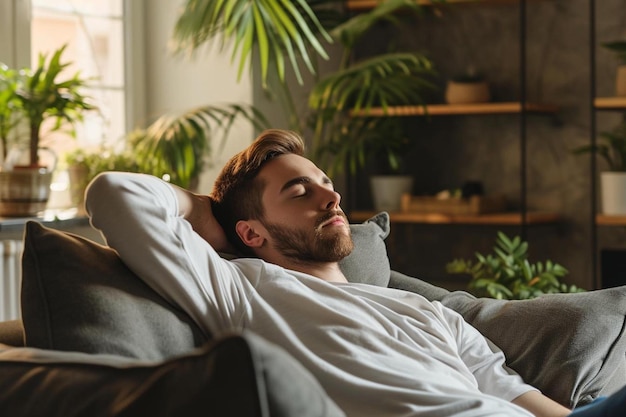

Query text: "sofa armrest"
[388, 270, 450, 301]
[390, 270, 626, 408]
[0, 320, 24, 347]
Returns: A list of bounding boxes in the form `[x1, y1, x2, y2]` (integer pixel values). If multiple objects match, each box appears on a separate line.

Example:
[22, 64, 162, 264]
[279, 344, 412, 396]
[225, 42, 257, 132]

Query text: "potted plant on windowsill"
[64, 103, 270, 212]
[573, 116, 626, 215]
[0, 44, 96, 216]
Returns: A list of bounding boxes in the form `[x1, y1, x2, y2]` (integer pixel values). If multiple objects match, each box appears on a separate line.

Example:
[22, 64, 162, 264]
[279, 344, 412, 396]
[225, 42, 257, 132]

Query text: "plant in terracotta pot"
[573, 117, 626, 215]
[0, 44, 96, 216]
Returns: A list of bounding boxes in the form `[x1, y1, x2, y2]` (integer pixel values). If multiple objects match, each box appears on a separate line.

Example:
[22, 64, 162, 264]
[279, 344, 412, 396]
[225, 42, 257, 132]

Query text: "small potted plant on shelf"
[444, 68, 490, 105]
[445, 231, 583, 300]
[573, 116, 626, 215]
[0, 44, 96, 216]
[602, 40, 626, 97]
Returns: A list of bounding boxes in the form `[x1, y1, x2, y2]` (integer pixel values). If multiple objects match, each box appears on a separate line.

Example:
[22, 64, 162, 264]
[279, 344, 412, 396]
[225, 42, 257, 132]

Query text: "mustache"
[315, 210, 348, 229]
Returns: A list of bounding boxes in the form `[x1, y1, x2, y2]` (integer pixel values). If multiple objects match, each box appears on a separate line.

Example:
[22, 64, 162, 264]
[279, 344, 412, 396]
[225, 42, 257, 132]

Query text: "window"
[18, 0, 145, 209]
[31, 0, 126, 154]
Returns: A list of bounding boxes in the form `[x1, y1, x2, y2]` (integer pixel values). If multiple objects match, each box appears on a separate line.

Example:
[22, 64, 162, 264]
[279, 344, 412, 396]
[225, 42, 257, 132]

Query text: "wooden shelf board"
[347, 0, 521, 11]
[347, 0, 545, 11]
[596, 214, 626, 226]
[350, 102, 559, 117]
[594, 97, 626, 110]
[349, 210, 561, 225]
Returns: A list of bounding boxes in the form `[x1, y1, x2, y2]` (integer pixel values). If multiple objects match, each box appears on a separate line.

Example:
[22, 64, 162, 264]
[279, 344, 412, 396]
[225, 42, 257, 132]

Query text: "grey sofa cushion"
[0, 331, 344, 417]
[21, 221, 208, 360]
[20, 213, 390, 360]
[441, 289, 626, 408]
[340, 211, 390, 287]
[390, 270, 626, 408]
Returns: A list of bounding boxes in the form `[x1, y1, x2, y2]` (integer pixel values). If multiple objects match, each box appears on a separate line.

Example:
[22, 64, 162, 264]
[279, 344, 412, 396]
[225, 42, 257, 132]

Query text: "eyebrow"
[279, 176, 332, 193]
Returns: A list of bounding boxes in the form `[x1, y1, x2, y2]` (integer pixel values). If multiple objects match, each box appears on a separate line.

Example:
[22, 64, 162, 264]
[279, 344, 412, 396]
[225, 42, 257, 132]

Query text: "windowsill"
[0, 208, 89, 232]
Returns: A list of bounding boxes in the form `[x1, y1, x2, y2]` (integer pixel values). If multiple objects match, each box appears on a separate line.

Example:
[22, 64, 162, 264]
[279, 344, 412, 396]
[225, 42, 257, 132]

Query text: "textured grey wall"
[350, 0, 626, 291]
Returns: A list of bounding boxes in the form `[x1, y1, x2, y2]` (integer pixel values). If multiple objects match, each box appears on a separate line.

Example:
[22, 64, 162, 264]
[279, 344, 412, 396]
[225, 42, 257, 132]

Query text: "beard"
[262, 211, 354, 264]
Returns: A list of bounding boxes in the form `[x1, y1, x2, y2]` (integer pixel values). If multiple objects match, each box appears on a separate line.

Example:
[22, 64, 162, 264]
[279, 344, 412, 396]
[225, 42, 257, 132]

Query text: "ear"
[235, 220, 266, 248]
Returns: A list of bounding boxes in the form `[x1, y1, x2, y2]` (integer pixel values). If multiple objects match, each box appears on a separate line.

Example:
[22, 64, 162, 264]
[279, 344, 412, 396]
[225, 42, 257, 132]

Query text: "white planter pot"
[370, 175, 414, 212]
[601, 171, 626, 215]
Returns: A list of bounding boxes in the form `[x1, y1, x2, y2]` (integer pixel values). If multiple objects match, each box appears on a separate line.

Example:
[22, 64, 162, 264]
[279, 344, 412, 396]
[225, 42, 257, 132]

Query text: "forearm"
[512, 391, 570, 417]
[171, 185, 234, 253]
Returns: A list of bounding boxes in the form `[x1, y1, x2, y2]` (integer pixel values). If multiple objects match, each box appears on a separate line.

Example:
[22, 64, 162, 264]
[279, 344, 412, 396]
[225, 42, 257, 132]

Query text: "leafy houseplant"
[445, 231, 583, 300]
[0, 44, 96, 216]
[573, 116, 626, 214]
[65, 104, 270, 210]
[573, 117, 626, 172]
[10, 44, 96, 168]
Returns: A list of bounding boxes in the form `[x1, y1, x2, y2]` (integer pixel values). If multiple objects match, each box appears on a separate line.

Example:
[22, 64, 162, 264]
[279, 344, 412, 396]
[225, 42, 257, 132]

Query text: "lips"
[318, 212, 347, 229]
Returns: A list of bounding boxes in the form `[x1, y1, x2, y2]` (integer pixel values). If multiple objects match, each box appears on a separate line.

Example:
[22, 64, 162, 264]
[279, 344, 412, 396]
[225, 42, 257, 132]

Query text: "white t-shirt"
[86, 172, 537, 417]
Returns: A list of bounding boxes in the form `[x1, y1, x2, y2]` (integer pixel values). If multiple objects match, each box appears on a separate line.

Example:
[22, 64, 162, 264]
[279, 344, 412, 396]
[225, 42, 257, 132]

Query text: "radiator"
[0, 240, 23, 321]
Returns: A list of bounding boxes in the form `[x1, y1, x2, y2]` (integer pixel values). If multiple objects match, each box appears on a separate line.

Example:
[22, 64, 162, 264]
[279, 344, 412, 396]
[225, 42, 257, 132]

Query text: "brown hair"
[211, 129, 305, 255]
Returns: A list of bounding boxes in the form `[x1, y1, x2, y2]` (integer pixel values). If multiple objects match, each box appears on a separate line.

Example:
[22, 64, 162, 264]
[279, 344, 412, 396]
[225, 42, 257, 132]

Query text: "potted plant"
[445, 231, 583, 300]
[573, 117, 626, 214]
[445, 69, 490, 104]
[0, 44, 96, 216]
[64, 103, 269, 210]
[602, 40, 626, 97]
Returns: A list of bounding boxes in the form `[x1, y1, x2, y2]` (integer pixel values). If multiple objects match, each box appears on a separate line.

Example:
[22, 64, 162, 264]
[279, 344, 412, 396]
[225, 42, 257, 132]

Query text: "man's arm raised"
[171, 185, 234, 254]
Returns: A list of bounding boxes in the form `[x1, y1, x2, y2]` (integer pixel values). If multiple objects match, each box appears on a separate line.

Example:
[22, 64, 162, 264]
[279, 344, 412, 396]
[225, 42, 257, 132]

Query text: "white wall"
[143, 0, 256, 194]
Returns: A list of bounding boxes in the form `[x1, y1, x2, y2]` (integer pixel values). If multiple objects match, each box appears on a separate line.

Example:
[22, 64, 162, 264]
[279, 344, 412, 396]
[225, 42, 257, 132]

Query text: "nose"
[323, 188, 341, 210]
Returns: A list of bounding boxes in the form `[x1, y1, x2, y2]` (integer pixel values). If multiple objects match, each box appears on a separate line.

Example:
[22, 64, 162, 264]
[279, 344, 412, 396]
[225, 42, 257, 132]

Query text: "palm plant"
[13, 44, 96, 167]
[129, 104, 269, 189]
[171, 0, 440, 176]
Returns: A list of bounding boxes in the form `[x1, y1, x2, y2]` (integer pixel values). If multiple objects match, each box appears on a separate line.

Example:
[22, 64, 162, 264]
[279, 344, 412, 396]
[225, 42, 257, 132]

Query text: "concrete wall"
[350, 0, 626, 290]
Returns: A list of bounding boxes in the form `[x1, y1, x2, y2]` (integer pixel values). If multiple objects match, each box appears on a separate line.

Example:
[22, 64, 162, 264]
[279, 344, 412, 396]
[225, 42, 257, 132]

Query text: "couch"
[0, 212, 625, 416]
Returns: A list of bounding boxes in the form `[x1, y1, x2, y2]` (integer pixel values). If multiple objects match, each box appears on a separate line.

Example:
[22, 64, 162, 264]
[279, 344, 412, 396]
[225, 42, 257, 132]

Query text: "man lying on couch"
[85, 128, 626, 417]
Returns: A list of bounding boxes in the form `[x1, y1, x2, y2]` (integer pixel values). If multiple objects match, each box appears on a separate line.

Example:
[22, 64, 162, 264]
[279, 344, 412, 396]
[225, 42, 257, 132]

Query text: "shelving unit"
[346, 0, 561, 230]
[589, 2, 626, 287]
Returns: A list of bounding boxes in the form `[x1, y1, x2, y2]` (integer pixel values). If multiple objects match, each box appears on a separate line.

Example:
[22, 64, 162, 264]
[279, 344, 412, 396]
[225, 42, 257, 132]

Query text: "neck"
[269, 256, 348, 283]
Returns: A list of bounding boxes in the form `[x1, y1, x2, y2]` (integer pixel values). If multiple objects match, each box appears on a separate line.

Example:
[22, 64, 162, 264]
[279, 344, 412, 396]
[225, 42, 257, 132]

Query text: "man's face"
[255, 153, 353, 263]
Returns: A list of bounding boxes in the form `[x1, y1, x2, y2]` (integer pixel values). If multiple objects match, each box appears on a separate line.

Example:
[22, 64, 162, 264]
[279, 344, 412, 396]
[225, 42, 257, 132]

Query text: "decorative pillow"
[440, 288, 626, 408]
[341, 211, 391, 287]
[20, 212, 391, 359]
[21, 221, 208, 360]
[0, 331, 344, 417]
